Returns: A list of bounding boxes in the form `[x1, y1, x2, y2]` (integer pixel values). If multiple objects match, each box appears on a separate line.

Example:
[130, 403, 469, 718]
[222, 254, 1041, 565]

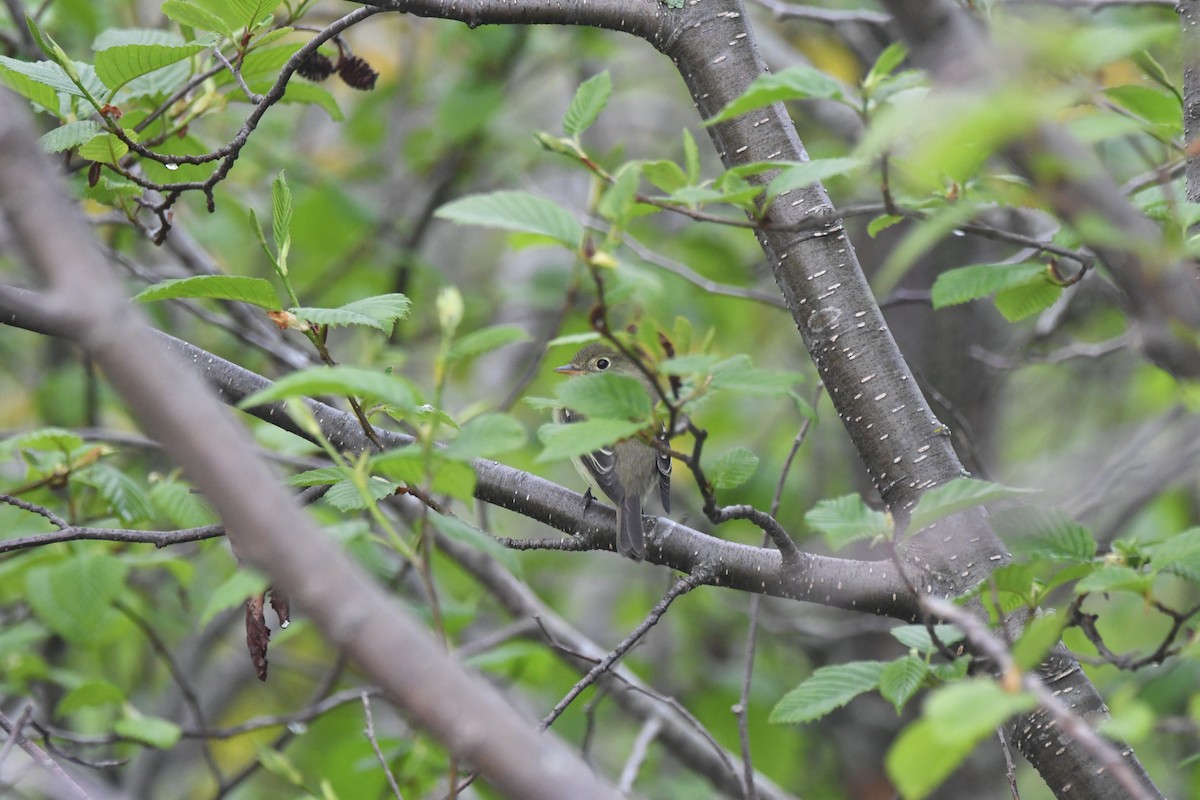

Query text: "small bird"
[554, 343, 672, 561]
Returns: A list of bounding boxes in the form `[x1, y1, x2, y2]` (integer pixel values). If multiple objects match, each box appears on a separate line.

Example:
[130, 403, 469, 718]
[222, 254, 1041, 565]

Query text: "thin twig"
[617, 715, 663, 794]
[363, 694, 404, 800]
[0, 710, 94, 800]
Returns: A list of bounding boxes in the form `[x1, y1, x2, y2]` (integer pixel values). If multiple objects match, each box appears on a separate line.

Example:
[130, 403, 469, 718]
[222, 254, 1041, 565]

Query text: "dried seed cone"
[297, 52, 335, 82]
[337, 55, 379, 91]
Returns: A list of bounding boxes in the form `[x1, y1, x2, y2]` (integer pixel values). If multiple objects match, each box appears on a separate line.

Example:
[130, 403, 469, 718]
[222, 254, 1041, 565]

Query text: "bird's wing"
[561, 407, 624, 503]
[656, 427, 671, 514]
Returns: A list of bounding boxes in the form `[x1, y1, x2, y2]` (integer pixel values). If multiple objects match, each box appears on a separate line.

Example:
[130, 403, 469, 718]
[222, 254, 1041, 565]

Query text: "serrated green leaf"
[707, 447, 759, 490]
[1013, 611, 1069, 671]
[925, 679, 1036, 741]
[291, 294, 411, 333]
[270, 171, 291, 266]
[682, 128, 700, 183]
[879, 655, 928, 713]
[770, 661, 887, 724]
[256, 79, 342, 120]
[1075, 564, 1151, 595]
[710, 355, 803, 396]
[536, 418, 646, 463]
[994, 279, 1062, 322]
[80, 463, 153, 524]
[446, 324, 530, 363]
[149, 479, 216, 528]
[642, 159, 689, 194]
[996, 506, 1096, 562]
[766, 157, 864, 204]
[931, 262, 1047, 309]
[435, 190, 583, 248]
[598, 161, 643, 224]
[908, 478, 1034, 532]
[238, 366, 418, 411]
[1104, 84, 1181, 133]
[708, 66, 845, 125]
[0, 56, 63, 114]
[805, 494, 891, 550]
[39, 120, 104, 152]
[199, 568, 268, 625]
[890, 624, 965, 654]
[867, 214, 904, 238]
[133, 275, 280, 309]
[444, 414, 527, 460]
[284, 466, 348, 487]
[77, 133, 128, 165]
[428, 513, 520, 573]
[563, 70, 611, 138]
[554, 372, 652, 421]
[94, 40, 208, 93]
[26, 554, 128, 646]
[162, 0, 231, 35]
[3, 426, 85, 453]
[324, 476, 400, 511]
[1147, 528, 1200, 582]
[114, 714, 182, 749]
[659, 354, 721, 375]
[367, 449, 477, 502]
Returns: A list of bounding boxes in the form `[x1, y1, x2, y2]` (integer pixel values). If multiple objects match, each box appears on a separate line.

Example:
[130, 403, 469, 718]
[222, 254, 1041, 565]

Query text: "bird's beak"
[554, 364, 583, 375]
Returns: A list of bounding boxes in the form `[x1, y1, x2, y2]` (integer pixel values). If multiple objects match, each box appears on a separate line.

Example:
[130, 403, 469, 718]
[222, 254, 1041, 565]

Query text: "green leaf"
[80, 463, 153, 524]
[368, 449, 477, 502]
[428, 513, 520, 574]
[864, 42, 907, 90]
[598, 162, 643, 223]
[1012, 611, 1069, 671]
[291, 294, 412, 333]
[0, 56, 63, 114]
[1075, 564, 1151, 595]
[3, 426, 85, 453]
[1147, 528, 1200, 582]
[554, 372, 652, 421]
[1104, 85, 1181, 134]
[931, 262, 1047, 309]
[708, 66, 845, 125]
[707, 447, 759, 490]
[77, 132, 128, 165]
[682, 128, 701, 183]
[536, 418, 646, 463]
[766, 157, 864, 204]
[994, 279, 1062, 322]
[114, 714, 183, 749]
[867, 214, 904, 238]
[879, 655, 928, 713]
[642, 159, 690, 194]
[261, 79, 342, 120]
[563, 70, 611, 138]
[133, 275, 280, 309]
[890, 624, 964, 654]
[770, 661, 887, 724]
[56, 679, 125, 715]
[435, 191, 583, 248]
[94, 39, 208, 93]
[996, 506, 1096, 562]
[238, 366, 418, 411]
[162, 0, 232, 35]
[888, 680, 1036, 799]
[908, 478, 1034, 532]
[284, 466, 348, 487]
[199, 567, 269, 626]
[149, 479, 216, 528]
[805, 494, 891, 550]
[323, 476, 400, 511]
[710, 355, 803, 397]
[272, 170, 291, 267]
[444, 414, 527, 460]
[40, 120, 104, 152]
[445, 324, 531, 363]
[26, 554, 128, 646]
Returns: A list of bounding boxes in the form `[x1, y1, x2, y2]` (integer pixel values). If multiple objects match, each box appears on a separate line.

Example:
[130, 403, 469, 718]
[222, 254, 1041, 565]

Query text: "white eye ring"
[595, 357, 611, 370]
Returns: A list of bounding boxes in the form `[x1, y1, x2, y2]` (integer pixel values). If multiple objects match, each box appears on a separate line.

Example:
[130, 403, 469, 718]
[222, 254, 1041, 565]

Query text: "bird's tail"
[617, 493, 646, 561]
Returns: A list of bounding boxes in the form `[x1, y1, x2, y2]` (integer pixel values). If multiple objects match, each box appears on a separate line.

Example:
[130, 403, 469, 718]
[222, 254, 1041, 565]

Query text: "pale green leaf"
[446, 324, 530, 363]
[770, 661, 887, 724]
[134, 275, 280, 308]
[368, 449, 477, 502]
[708, 66, 845, 125]
[867, 214, 904, 238]
[162, 0, 231, 35]
[1147, 528, 1200, 582]
[996, 506, 1096, 562]
[94, 39, 208, 93]
[114, 715, 182, 749]
[444, 414, 527, 460]
[563, 70, 611, 137]
[323, 477, 400, 511]
[682, 128, 701, 183]
[908, 478, 1034, 532]
[238, 366, 417, 411]
[0, 56, 63, 114]
[707, 447, 759, 490]
[805, 494, 891, 550]
[766, 157, 864, 204]
[994, 280, 1063, 322]
[435, 190, 583, 248]
[271, 170, 291, 267]
[77, 133, 128, 165]
[40, 120, 104, 152]
[283, 466, 348, 487]
[554, 372, 652, 421]
[56, 679, 125, 715]
[2, 426, 85, 453]
[536, 418, 646, 463]
[710, 355, 803, 396]
[291, 294, 411, 333]
[1075, 564, 1151, 595]
[879, 655, 928, 713]
[1012, 611, 1069, 671]
[79, 463, 153, 523]
[428, 514, 520, 573]
[890, 624, 964, 654]
[886, 718, 970, 799]
[149, 479, 216, 528]
[931, 262, 1047, 309]
[26, 554, 128, 646]
[642, 159, 690, 194]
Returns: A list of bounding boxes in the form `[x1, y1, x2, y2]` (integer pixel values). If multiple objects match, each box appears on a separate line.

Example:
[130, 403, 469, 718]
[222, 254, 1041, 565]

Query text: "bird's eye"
[595, 357, 611, 370]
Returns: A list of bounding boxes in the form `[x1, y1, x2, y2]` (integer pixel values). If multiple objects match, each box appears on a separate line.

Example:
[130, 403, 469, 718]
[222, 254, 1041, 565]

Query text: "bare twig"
[363, 694, 404, 800]
[0, 710, 95, 800]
